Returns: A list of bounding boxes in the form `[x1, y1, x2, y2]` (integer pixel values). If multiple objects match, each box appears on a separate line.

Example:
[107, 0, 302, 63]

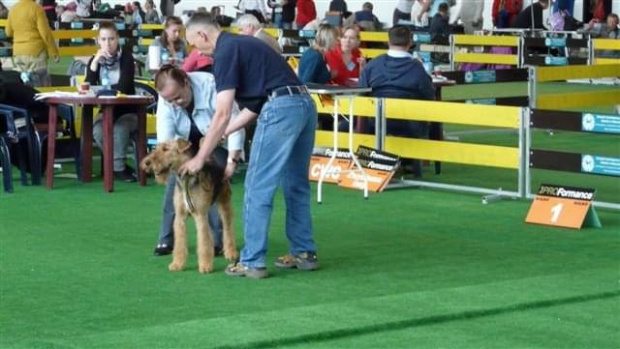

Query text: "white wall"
[5, 0, 620, 29]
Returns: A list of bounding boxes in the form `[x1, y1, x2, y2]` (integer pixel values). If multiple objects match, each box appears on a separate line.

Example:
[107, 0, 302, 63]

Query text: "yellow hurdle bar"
[139, 24, 164, 30]
[0, 19, 6, 28]
[536, 64, 620, 82]
[58, 46, 98, 57]
[360, 48, 387, 58]
[53, 30, 98, 40]
[383, 99, 521, 129]
[453, 35, 520, 47]
[594, 58, 620, 65]
[537, 90, 620, 110]
[454, 52, 518, 65]
[593, 39, 620, 51]
[311, 95, 376, 117]
[315, 130, 376, 149]
[359, 31, 388, 42]
[385, 137, 520, 169]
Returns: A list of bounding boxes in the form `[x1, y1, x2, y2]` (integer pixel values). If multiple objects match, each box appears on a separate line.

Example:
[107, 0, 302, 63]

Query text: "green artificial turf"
[0, 173, 619, 348]
[0, 60, 616, 348]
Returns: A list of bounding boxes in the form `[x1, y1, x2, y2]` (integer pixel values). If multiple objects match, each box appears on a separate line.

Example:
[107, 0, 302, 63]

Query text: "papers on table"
[34, 91, 83, 101]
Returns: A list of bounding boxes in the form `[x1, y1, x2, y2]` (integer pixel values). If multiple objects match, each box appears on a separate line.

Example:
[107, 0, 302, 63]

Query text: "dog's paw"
[168, 262, 185, 272]
[224, 249, 238, 262]
[198, 263, 214, 274]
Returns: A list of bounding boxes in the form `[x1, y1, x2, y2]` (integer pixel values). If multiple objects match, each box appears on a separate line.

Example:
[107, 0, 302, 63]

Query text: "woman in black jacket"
[86, 22, 138, 182]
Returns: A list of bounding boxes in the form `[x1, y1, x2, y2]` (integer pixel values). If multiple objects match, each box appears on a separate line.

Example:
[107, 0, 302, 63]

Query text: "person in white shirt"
[450, 0, 484, 34]
[240, 0, 269, 23]
[412, 0, 431, 28]
[393, 0, 414, 26]
[152, 67, 245, 256]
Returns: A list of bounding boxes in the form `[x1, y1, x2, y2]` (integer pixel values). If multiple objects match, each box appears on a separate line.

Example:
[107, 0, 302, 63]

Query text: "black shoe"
[114, 165, 137, 183]
[154, 243, 173, 256]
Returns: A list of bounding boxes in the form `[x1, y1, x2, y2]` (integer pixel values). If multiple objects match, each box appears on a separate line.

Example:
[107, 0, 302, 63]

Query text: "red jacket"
[325, 46, 362, 86]
[492, 0, 523, 28]
[296, 0, 316, 27]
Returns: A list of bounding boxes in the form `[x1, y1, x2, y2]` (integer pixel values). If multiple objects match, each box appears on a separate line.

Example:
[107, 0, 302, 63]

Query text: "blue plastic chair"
[0, 104, 42, 185]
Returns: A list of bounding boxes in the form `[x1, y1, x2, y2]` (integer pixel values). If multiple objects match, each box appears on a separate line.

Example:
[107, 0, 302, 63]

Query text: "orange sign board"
[339, 167, 396, 192]
[525, 184, 601, 229]
[309, 156, 352, 183]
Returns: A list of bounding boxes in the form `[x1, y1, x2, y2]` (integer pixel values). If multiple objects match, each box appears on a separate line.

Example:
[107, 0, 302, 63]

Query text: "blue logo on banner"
[464, 70, 496, 83]
[70, 22, 84, 29]
[299, 30, 316, 38]
[413, 33, 432, 43]
[545, 56, 568, 66]
[581, 155, 620, 176]
[545, 38, 566, 47]
[582, 113, 620, 134]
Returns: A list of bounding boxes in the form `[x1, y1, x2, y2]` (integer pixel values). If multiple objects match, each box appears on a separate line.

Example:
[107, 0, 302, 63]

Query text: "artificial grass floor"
[1, 172, 619, 348]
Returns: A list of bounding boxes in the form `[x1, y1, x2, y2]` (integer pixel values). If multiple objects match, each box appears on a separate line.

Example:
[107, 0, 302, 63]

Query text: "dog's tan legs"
[195, 213, 214, 273]
[169, 191, 188, 272]
[217, 183, 238, 261]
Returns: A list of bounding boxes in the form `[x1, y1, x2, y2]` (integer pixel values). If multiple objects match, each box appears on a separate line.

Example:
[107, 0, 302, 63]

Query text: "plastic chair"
[0, 109, 19, 192]
[0, 104, 42, 185]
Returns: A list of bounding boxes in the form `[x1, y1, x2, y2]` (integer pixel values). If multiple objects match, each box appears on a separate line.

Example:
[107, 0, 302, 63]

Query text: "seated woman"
[147, 16, 187, 70]
[325, 25, 365, 86]
[152, 66, 244, 256]
[181, 48, 213, 73]
[86, 22, 138, 182]
[297, 24, 339, 84]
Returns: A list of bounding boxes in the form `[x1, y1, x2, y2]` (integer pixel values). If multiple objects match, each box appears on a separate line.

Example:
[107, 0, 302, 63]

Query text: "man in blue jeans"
[181, 12, 318, 279]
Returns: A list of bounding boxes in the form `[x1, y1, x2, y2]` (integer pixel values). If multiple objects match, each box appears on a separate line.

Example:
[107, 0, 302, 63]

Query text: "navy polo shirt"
[213, 32, 300, 102]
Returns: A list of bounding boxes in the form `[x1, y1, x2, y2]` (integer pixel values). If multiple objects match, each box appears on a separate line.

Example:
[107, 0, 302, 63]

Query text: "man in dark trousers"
[512, 0, 550, 30]
[181, 13, 319, 279]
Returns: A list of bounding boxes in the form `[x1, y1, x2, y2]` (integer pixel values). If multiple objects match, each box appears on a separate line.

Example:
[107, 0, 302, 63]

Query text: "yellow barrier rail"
[453, 52, 519, 65]
[359, 48, 387, 58]
[52, 30, 98, 40]
[384, 99, 521, 128]
[385, 137, 520, 169]
[58, 46, 98, 57]
[537, 90, 620, 110]
[592, 39, 620, 51]
[594, 58, 620, 65]
[359, 32, 388, 42]
[453, 34, 520, 47]
[311, 95, 376, 117]
[314, 131, 376, 149]
[536, 64, 620, 82]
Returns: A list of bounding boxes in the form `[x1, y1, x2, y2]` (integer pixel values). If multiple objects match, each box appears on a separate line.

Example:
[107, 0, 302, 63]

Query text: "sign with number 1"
[525, 184, 602, 229]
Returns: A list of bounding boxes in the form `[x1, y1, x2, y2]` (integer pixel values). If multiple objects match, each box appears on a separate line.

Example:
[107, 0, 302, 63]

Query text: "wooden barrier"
[450, 34, 520, 70]
[591, 38, 620, 65]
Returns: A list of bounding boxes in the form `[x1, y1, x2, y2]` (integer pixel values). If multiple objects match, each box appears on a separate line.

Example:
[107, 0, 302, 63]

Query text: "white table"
[306, 84, 372, 203]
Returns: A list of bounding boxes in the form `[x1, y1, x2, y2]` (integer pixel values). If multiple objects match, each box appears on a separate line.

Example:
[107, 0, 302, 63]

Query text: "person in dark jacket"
[297, 24, 339, 84]
[329, 0, 347, 13]
[429, 2, 450, 40]
[512, 0, 550, 30]
[356, 25, 435, 177]
[85, 22, 138, 182]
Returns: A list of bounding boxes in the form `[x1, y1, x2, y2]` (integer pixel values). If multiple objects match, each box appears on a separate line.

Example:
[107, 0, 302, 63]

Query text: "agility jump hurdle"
[591, 38, 620, 65]
[450, 34, 521, 70]
[529, 64, 620, 109]
[526, 109, 620, 210]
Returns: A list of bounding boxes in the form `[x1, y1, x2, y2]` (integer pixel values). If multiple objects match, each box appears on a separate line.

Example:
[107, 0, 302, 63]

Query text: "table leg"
[137, 105, 147, 186]
[81, 105, 93, 183]
[45, 105, 57, 189]
[102, 106, 114, 192]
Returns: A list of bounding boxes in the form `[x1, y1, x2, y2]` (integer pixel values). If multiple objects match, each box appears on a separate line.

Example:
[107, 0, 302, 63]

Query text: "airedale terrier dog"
[140, 139, 238, 273]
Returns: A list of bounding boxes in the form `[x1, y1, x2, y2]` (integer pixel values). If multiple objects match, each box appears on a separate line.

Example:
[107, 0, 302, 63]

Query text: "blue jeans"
[240, 94, 317, 268]
[157, 173, 222, 249]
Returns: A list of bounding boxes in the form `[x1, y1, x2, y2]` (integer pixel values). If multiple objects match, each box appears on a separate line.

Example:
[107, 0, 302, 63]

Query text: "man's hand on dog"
[224, 162, 236, 180]
[179, 156, 206, 176]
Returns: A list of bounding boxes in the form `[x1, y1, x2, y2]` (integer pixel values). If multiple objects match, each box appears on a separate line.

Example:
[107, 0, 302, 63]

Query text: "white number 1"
[551, 203, 564, 223]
